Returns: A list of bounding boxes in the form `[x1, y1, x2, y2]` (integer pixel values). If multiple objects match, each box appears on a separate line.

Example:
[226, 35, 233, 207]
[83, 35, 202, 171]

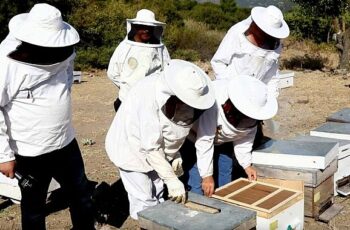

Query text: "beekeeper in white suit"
[181, 76, 278, 196]
[105, 59, 215, 219]
[0, 4, 94, 229]
[107, 9, 170, 112]
[211, 5, 289, 97]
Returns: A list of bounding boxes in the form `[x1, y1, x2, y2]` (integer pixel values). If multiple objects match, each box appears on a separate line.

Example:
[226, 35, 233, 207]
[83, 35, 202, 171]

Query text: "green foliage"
[172, 49, 200, 61]
[291, 0, 349, 17]
[284, 6, 332, 42]
[282, 54, 326, 70]
[165, 19, 225, 61]
[185, 2, 249, 31]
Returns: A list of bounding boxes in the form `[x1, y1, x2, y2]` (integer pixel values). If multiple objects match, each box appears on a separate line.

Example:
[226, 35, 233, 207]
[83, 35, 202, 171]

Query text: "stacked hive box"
[293, 135, 350, 196]
[252, 139, 338, 219]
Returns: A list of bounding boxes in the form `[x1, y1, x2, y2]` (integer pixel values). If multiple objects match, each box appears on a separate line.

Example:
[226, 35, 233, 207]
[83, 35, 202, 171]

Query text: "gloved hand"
[165, 178, 187, 204]
[171, 156, 184, 177]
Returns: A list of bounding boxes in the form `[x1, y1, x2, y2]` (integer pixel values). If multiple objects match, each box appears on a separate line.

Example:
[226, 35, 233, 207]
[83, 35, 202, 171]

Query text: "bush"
[282, 54, 327, 70]
[172, 49, 200, 61]
[165, 20, 225, 61]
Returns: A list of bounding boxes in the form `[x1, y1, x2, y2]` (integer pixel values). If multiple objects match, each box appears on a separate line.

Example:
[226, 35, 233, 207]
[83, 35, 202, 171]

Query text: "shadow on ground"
[45, 179, 129, 228]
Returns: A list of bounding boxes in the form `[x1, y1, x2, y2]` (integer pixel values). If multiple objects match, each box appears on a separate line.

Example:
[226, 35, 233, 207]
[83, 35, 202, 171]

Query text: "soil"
[1, 52, 350, 229]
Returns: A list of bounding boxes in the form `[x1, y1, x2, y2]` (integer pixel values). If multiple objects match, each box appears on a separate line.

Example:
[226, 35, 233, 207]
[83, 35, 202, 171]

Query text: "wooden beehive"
[255, 162, 335, 219]
[213, 178, 303, 219]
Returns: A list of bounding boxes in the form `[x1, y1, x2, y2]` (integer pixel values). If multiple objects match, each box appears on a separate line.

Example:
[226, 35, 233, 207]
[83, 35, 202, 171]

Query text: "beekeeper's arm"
[233, 126, 258, 181]
[194, 105, 217, 197]
[0, 72, 16, 178]
[141, 104, 186, 204]
[211, 27, 237, 80]
[107, 45, 123, 88]
[263, 61, 280, 98]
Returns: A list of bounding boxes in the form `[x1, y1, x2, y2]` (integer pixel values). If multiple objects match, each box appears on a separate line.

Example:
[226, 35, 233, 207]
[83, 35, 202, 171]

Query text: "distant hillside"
[196, 0, 294, 12]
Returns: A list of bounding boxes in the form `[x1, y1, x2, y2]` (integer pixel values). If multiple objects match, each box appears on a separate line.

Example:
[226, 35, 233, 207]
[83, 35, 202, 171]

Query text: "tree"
[291, 0, 350, 69]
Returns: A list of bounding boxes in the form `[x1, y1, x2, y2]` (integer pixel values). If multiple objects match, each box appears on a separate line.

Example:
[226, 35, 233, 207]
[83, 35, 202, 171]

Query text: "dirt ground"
[0, 62, 350, 229]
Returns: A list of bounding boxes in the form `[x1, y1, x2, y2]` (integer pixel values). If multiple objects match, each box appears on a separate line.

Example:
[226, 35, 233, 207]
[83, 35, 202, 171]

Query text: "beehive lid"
[252, 139, 338, 169]
[292, 135, 350, 159]
[326, 108, 350, 123]
[212, 178, 303, 219]
[311, 122, 350, 140]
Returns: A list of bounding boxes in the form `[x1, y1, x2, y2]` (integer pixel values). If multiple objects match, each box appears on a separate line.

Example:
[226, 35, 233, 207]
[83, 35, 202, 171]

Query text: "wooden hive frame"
[212, 178, 304, 219]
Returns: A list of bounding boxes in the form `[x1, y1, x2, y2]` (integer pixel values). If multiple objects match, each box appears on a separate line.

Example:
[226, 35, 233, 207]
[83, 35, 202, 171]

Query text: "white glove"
[171, 157, 184, 177]
[165, 178, 187, 204]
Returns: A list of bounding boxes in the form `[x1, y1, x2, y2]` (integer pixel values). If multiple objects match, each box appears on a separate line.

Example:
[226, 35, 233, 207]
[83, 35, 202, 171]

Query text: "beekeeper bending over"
[105, 60, 215, 219]
[181, 76, 278, 196]
[107, 9, 170, 112]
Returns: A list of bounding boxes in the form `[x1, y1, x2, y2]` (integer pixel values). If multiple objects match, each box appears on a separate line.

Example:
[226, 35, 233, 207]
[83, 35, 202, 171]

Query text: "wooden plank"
[214, 179, 252, 197]
[255, 159, 337, 187]
[257, 178, 304, 192]
[229, 184, 278, 205]
[318, 203, 344, 223]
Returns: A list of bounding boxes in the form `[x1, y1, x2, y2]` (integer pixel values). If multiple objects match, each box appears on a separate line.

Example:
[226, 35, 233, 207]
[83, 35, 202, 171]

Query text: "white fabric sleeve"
[232, 126, 257, 169]
[194, 105, 217, 178]
[138, 101, 178, 182]
[107, 47, 122, 87]
[262, 61, 280, 98]
[162, 46, 171, 63]
[0, 76, 15, 163]
[210, 27, 236, 80]
[67, 52, 75, 90]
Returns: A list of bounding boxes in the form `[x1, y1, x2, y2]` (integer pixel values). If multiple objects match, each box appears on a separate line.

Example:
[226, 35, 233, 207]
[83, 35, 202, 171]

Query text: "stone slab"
[310, 122, 350, 140]
[252, 140, 338, 169]
[138, 192, 256, 230]
[326, 108, 350, 123]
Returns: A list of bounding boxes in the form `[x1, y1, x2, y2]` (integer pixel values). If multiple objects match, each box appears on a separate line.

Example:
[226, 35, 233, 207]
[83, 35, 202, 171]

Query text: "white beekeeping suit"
[107, 9, 170, 108]
[105, 60, 215, 219]
[211, 5, 289, 98]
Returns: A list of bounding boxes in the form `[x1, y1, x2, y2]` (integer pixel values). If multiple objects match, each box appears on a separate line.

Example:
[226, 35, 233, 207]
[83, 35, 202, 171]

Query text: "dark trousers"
[16, 139, 95, 230]
[181, 140, 246, 194]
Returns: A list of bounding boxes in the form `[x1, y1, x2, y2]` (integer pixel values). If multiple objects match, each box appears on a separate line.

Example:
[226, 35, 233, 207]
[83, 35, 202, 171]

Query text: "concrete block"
[310, 122, 350, 140]
[252, 139, 338, 169]
[326, 108, 350, 123]
[138, 192, 256, 230]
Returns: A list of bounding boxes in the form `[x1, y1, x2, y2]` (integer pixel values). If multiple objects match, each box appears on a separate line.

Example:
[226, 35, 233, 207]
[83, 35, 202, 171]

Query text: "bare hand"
[201, 176, 215, 197]
[244, 166, 257, 181]
[0, 160, 15, 178]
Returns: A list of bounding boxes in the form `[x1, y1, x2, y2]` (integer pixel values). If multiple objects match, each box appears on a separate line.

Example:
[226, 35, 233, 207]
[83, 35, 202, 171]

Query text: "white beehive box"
[73, 71, 82, 83]
[277, 70, 294, 89]
[295, 135, 350, 196]
[213, 178, 304, 230]
[0, 174, 60, 203]
[252, 139, 338, 170]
